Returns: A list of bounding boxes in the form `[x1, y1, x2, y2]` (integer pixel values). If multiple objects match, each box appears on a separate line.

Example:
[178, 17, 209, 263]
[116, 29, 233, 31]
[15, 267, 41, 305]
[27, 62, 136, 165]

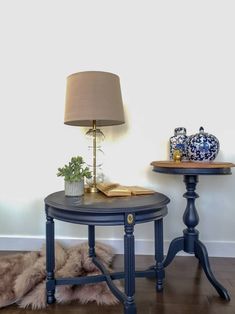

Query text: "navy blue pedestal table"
[44, 190, 170, 314]
[151, 160, 235, 301]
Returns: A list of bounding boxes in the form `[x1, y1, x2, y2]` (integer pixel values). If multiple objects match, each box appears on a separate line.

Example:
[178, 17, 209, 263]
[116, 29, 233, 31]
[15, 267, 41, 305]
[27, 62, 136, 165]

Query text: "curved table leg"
[163, 236, 184, 268]
[194, 240, 230, 301]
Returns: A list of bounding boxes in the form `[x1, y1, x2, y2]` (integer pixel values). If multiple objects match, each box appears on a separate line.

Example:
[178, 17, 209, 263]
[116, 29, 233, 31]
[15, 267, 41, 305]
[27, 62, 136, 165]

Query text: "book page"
[97, 183, 155, 197]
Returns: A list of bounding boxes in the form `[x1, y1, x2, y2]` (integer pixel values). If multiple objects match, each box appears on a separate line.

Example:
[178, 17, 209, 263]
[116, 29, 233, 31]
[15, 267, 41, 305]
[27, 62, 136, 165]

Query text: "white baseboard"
[0, 235, 235, 257]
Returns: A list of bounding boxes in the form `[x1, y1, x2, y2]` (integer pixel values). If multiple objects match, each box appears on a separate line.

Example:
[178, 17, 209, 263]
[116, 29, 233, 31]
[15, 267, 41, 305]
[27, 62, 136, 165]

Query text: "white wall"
[0, 0, 234, 256]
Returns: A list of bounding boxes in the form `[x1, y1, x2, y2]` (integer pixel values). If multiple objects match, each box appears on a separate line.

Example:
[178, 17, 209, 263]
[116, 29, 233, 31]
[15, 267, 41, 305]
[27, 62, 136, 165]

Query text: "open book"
[97, 182, 155, 197]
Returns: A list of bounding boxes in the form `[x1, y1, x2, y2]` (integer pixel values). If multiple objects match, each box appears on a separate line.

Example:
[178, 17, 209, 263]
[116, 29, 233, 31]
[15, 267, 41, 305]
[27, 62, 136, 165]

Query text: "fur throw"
[0, 242, 122, 309]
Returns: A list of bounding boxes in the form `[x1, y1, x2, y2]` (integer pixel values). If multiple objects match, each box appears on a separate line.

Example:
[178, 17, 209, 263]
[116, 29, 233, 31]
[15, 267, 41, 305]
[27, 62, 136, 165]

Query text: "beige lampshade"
[64, 71, 125, 127]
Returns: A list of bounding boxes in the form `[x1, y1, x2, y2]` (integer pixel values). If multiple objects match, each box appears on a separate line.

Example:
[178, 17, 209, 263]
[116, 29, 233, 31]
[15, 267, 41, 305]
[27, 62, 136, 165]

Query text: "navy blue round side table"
[151, 160, 235, 301]
[44, 191, 170, 314]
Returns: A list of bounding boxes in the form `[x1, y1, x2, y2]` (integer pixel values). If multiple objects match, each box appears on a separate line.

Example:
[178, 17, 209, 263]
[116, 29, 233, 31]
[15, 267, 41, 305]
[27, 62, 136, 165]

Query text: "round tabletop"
[45, 191, 170, 226]
[151, 161, 235, 175]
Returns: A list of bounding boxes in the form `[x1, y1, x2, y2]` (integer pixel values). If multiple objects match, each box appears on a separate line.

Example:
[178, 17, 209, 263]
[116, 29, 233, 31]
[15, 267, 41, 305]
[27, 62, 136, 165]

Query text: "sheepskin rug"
[0, 241, 122, 309]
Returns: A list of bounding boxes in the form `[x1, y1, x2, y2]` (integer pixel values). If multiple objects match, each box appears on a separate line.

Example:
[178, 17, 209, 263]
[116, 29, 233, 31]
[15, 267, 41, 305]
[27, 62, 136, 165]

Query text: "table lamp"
[64, 71, 125, 192]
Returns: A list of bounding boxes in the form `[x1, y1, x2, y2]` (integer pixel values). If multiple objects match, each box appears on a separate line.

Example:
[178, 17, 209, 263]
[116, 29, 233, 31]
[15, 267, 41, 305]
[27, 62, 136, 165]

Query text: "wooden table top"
[151, 161, 235, 176]
[151, 161, 235, 169]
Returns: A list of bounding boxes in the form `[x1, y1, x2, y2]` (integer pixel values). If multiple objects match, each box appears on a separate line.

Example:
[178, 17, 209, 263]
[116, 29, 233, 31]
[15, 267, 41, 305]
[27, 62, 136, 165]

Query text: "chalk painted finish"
[45, 191, 170, 314]
[151, 160, 235, 301]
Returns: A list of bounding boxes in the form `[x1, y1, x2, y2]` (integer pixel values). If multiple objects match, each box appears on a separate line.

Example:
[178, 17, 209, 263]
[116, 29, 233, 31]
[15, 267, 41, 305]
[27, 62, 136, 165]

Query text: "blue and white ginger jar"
[187, 127, 220, 162]
[169, 127, 188, 160]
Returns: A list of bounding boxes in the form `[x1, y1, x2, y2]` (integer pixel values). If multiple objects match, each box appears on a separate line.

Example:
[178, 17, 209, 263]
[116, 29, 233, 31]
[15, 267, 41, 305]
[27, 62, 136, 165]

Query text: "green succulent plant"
[57, 156, 92, 182]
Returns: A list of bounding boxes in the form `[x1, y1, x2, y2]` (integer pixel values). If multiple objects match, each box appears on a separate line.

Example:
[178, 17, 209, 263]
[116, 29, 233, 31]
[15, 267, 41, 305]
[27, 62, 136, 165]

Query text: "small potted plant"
[57, 156, 92, 196]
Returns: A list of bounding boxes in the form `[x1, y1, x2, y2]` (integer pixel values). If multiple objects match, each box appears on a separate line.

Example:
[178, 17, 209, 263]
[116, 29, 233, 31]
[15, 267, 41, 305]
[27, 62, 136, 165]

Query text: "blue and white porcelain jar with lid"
[187, 127, 220, 162]
[169, 127, 188, 160]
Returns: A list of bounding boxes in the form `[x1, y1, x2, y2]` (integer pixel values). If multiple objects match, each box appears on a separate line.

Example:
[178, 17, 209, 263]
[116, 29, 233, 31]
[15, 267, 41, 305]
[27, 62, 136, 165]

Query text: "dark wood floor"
[1, 253, 235, 314]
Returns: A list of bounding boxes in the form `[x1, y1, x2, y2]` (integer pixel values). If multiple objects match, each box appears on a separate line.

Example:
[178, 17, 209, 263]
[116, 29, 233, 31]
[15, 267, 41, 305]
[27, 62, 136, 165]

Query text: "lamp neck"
[92, 120, 96, 131]
[91, 120, 98, 192]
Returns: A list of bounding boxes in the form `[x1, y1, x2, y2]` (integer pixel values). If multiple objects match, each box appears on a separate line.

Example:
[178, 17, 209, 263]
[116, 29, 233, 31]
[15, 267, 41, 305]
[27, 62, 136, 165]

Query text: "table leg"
[163, 174, 230, 301]
[88, 225, 96, 257]
[163, 236, 184, 268]
[124, 213, 136, 314]
[184, 175, 230, 300]
[154, 219, 165, 291]
[46, 214, 56, 304]
[195, 240, 230, 301]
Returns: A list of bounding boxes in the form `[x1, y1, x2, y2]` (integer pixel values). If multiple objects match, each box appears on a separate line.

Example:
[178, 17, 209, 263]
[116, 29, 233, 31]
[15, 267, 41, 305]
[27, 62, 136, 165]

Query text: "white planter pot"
[64, 180, 84, 197]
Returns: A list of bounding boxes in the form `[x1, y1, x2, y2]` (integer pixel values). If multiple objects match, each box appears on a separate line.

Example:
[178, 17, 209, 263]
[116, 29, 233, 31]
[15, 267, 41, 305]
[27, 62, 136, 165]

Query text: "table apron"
[46, 206, 168, 226]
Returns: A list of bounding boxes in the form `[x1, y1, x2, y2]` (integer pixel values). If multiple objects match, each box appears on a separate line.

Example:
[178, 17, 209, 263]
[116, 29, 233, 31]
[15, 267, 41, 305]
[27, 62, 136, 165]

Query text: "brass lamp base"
[88, 186, 99, 193]
[85, 185, 99, 193]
